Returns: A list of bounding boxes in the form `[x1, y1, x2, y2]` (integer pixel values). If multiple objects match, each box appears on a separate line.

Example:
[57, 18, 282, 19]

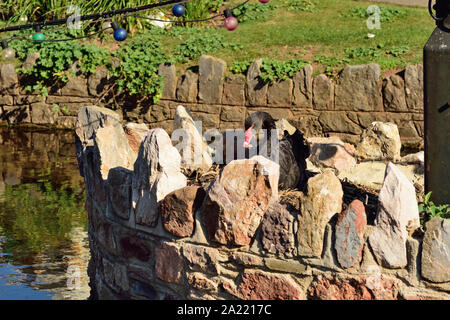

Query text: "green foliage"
[7, 24, 245, 104]
[386, 45, 410, 57]
[285, 0, 318, 12]
[110, 31, 168, 103]
[173, 31, 242, 63]
[345, 44, 384, 58]
[0, 0, 159, 29]
[419, 192, 450, 226]
[314, 55, 350, 76]
[78, 43, 111, 74]
[0, 180, 86, 258]
[173, 32, 225, 61]
[10, 28, 110, 94]
[232, 2, 279, 23]
[259, 58, 307, 83]
[341, 44, 410, 71]
[184, 0, 210, 26]
[60, 105, 70, 115]
[0, 0, 429, 104]
[207, 0, 225, 12]
[52, 103, 59, 116]
[345, 44, 409, 59]
[24, 81, 48, 97]
[50, 103, 70, 116]
[229, 60, 252, 75]
[341, 5, 408, 22]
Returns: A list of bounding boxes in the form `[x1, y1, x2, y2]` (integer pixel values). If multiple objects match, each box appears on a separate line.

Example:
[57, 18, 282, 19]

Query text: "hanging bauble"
[111, 21, 128, 41]
[32, 32, 45, 42]
[32, 26, 44, 42]
[224, 16, 238, 31]
[259, 0, 270, 3]
[1, 47, 16, 61]
[172, 4, 185, 17]
[1, 41, 15, 62]
[113, 27, 127, 41]
[19, 15, 28, 23]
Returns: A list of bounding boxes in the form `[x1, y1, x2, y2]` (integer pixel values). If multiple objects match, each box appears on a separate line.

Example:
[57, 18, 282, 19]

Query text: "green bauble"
[32, 33, 45, 42]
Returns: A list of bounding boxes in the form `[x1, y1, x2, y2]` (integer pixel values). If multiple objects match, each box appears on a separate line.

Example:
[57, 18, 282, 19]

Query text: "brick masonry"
[1, 55, 424, 149]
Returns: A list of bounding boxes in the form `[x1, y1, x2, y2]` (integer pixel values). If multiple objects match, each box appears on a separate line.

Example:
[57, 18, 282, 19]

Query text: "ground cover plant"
[0, 0, 434, 101]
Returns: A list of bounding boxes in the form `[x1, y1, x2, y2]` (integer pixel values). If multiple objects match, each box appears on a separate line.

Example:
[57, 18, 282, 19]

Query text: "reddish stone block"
[155, 242, 183, 284]
[160, 186, 206, 238]
[203, 157, 278, 246]
[334, 199, 367, 268]
[308, 275, 400, 300]
[226, 270, 304, 300]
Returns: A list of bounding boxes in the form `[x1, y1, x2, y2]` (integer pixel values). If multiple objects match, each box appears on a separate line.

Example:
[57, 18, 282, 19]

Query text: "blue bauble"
[172, 4, 185, 17]
[113, 28, 127, 41]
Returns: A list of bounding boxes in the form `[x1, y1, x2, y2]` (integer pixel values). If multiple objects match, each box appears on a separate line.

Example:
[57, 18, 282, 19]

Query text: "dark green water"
[0, 127, 90, 300]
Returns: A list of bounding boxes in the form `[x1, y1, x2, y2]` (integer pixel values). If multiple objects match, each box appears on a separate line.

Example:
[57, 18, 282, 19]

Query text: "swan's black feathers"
[244, 111, 309, 190]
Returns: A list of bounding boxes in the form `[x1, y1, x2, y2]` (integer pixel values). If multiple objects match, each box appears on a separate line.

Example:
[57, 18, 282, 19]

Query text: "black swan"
[243, 111, 310, 190]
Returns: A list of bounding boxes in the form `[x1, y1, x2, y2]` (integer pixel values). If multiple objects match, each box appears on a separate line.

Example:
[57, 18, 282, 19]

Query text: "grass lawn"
[153, 0, 435, 76]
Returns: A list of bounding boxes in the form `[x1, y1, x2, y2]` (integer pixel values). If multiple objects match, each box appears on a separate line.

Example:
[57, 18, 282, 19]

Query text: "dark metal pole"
[424, 0, 450, 204]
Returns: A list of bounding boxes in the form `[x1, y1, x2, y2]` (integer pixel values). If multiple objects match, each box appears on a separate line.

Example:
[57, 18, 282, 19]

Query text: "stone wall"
[1, 55, 424, 148]
[76, 106, 449, 300]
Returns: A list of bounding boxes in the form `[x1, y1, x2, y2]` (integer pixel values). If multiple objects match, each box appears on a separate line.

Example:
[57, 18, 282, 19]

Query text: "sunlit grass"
[0, 0, 435, 75]
[211, 0, 433, 73]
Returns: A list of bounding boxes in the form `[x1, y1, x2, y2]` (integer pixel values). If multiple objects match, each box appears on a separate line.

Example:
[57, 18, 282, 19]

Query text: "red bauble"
[224, 16, 238, 31]
[259, 0, 270, 3]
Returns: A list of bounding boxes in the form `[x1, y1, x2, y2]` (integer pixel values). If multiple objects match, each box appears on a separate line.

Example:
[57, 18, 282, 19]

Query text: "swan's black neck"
[244, 111, 276, 131]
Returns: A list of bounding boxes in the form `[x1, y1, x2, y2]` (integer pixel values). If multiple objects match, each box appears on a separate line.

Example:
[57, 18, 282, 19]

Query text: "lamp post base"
[424, 24, 450, 204]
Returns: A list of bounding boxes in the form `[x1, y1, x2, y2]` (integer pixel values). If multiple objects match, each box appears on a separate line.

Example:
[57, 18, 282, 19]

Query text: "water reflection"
[0, 127, 90, 300]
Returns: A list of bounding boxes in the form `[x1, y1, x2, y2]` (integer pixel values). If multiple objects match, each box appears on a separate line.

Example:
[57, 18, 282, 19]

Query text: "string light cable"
[126, 0, 250, 24]
[0, 0, 189, 34]
[0, 0, 270, 60]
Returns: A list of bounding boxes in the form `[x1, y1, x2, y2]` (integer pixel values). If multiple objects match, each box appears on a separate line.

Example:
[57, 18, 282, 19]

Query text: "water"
[0, 127, 90, 300]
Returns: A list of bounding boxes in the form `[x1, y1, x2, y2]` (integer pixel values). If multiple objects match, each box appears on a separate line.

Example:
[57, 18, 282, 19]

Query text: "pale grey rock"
[246, 58, 268, 106]
[198, 55, 226, 104]
[355, 121, 402, 161]
[158, 63, 177, 100]
[132, 128, 187, 227]
[368, 162, 420, 268]
[275, 118, 297, 139]
[298, 170, 343, 257]
[404, 64, 423, 110]
[293, 65, 313, 107]
[173, 105, 212, 171]
[335, 63, 382, 112]
[383, 74, 407, 111]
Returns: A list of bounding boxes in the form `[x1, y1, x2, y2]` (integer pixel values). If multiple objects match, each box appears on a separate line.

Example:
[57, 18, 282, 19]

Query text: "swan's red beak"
[243, 125, 254, 148]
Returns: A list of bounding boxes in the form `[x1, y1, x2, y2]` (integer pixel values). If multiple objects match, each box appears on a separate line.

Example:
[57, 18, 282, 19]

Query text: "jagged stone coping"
[76, 106, 448, 300]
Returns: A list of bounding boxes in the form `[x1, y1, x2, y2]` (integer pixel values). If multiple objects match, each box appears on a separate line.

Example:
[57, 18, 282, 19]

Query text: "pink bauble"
[224, 16, 238, 31]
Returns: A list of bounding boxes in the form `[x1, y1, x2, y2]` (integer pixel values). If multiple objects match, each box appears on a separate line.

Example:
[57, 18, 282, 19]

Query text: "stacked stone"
[1, 55, 424, 148]
[76, 106, 449, 301]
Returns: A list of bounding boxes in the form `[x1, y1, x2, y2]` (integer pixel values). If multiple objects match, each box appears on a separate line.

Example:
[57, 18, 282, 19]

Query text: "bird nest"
[181, 164, 221, 189]
[180, 165, 381, 225]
